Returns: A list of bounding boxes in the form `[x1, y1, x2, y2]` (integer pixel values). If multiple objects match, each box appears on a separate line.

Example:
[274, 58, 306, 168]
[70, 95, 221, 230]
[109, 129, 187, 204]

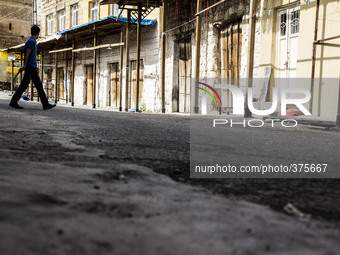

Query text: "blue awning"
[57, 16, 157, 35]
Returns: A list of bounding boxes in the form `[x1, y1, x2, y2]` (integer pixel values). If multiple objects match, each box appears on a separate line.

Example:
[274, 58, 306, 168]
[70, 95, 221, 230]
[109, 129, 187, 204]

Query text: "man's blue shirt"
[24, 37, 37, 68]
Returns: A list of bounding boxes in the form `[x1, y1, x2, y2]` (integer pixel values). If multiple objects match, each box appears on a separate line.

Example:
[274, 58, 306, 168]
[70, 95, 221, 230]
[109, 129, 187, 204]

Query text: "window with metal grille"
[291, 10, 300, 34]
[280, 13, 287, 36]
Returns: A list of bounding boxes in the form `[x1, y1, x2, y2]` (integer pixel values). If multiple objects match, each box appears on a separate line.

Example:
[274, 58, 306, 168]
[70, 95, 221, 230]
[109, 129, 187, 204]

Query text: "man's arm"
[20, 48, 31, 72]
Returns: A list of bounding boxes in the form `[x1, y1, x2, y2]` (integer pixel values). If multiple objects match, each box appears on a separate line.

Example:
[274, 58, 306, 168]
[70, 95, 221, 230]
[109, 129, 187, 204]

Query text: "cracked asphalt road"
[1, 92, 340, 255]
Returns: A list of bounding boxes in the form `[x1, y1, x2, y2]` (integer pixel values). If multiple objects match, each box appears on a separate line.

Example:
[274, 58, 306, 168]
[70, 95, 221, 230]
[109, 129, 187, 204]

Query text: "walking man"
[9, 25, 56, 110]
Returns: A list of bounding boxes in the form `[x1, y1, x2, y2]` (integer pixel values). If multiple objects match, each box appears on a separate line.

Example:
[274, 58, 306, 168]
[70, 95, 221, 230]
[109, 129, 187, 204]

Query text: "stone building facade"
[0, 0, 32, 83]
[38, 0, 161, 112]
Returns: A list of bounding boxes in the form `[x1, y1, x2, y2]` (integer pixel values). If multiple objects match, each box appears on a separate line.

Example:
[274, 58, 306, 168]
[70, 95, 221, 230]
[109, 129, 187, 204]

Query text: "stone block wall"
[42, 23, 161, 112]
[0, 0, 32, 83]
[163, 0, 263, 113]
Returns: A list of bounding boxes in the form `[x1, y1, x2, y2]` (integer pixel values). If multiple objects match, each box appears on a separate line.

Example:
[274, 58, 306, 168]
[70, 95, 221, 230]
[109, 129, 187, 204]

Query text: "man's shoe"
[43, 104, 56, 110]
[9, 102, 23, 109]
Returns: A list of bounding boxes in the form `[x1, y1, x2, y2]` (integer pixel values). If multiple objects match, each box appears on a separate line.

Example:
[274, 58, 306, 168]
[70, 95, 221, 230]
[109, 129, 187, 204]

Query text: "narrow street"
[1, 92, 340, 255]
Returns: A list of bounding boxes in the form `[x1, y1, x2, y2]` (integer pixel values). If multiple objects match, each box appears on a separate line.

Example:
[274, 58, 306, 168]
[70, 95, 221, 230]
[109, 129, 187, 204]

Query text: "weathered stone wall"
[40, 0, 111, 38]
[0, 0, 32, 83]
[164, 0, 263, 113]
[40, 0, 79, 37]
[42, 24, 161, 112]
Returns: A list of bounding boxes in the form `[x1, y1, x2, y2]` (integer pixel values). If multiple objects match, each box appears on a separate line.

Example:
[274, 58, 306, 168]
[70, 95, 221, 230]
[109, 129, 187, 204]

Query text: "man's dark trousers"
[11, 66, 49, 106]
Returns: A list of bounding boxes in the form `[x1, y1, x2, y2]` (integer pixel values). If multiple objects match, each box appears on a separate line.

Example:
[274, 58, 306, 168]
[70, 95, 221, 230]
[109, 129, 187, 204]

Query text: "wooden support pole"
[38, 50, 42, 102]
[41, 51, 45, 97]
[11, 61, 14, 95]
[245, 0, 257, 117]
[310, 0, 320, 114]
[65, 52, 68, 104]
[71, 39, 75, 106]
[194, 0, 202, 114]
[119, 29, 124, 112]
[337, 72, 340, 127]
[93, 32, 97, 109]
[20, 52, 23, 83]
[161, 0, 167, 113]
[30, 80, 34, 101]
[135, 4, 142, 111]
[247, 0, 256, 82]
[125, 10, 131, 112]
[55, 52, 58, 103]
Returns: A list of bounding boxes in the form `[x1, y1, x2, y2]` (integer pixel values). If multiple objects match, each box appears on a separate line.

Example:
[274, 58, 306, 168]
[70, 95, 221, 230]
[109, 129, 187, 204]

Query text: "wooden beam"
[20, 52, 23, 84]
[135, 4, 142, 111]
[72, 43, 124, 52]
[30, 80, 34, 101]
[247, 0, 256, 82]
[161, 0, 167, 113]
[54, 52, 58, 103]
[93, 33, 97, 108]
[337, 71, 340, 127]
[49, 47, 73, 54]
[71, 40, 75, 106]
[245, 0, 257, 117]
[39, 49, 44, 102]
[11, 61, 14, 95]
[125, 10, 131, 111]
[194, 0, 202, 113]
[195, 0, 227, 17]
[119, 29, 124, 111]
[314, 42, 340, 48]
[310, 0, 320, 114]
[316, 34, 340, 43]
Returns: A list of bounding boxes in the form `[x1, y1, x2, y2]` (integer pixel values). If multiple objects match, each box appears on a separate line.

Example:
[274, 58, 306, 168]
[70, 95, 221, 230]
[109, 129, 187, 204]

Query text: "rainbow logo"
[197, 82, 223, 107]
